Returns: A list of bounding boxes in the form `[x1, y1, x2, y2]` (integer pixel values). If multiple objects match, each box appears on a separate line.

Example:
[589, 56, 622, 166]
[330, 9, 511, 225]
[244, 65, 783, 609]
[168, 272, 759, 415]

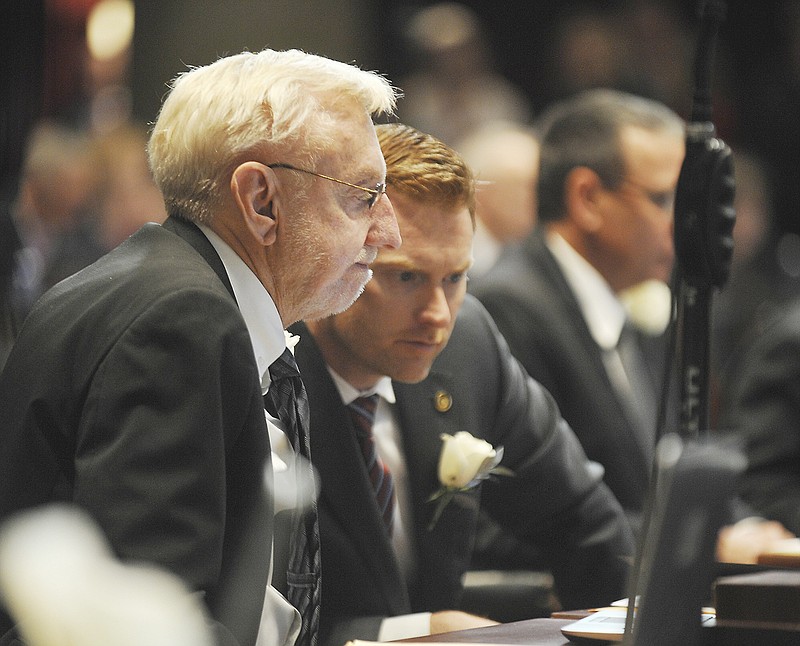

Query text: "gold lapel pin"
[433, 390, 452, 413]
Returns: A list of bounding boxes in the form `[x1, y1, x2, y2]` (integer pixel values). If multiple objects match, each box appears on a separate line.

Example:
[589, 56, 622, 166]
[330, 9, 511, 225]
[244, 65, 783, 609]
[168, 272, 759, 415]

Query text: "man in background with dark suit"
[0, 48, 400, 646]
[472, 88, 792, 559]
[290, 122, 633, 646]
[473, 89, 684, 533]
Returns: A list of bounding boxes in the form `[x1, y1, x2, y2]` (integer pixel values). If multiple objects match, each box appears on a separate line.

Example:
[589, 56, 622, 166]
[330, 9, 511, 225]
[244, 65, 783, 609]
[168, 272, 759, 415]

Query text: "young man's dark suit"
[472, 230, 668, 525]
[290, 295, 633, 646]
[0, 216, 273, 645]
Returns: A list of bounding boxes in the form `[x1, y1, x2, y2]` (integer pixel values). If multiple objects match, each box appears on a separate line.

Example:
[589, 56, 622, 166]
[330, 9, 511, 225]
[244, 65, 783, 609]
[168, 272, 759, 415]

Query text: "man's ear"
[230, 162, 279, 246]
[565, 166, 605, 234]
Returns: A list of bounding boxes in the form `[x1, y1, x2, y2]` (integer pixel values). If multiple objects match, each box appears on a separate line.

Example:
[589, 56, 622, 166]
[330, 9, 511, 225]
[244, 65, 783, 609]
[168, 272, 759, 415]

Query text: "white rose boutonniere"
[427, 432, 513, 530]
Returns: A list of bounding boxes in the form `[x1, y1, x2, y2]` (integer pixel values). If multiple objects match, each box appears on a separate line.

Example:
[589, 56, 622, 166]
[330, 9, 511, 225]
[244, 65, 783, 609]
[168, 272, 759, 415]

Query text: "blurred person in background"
[716, 293, 800, 537]
[473, 90, 686, 531]
[90, 122, 168, 250]
[472, 89, 793, 562]
[1, 0, 45, 371]
[396, 2, 532, 146]
[456, 121, 540, 279]
[712, 148, 800, 424]
[545, 5, 626, 105]
[10, 120, 104, 315]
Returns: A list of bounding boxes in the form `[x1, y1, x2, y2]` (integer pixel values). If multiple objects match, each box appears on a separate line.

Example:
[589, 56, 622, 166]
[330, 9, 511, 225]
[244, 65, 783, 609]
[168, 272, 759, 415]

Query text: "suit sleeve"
[717, 301, 800, 535]
[469, 302, 635, 608]
[77, 288, 271, 643]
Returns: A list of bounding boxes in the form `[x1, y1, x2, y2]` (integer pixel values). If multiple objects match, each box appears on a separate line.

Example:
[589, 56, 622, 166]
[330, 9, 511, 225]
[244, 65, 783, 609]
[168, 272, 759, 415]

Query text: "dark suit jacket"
[291, 295, 633, 646]
[472, 231, 667, 523]
[0, 217, 272, 646]
[717, 297, 800, 535]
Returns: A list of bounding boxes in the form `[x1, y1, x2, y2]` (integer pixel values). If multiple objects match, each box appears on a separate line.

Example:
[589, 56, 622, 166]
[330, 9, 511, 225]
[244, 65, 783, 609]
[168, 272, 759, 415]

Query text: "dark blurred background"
[2, 0, 799, 355]
[5, 0, 798, 224]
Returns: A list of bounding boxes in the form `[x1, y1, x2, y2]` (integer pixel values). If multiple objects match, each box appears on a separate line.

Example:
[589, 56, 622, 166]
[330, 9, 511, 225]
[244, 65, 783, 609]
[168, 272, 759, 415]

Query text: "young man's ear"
[231, 162, 279, 245]
[565, 166, 605, 234]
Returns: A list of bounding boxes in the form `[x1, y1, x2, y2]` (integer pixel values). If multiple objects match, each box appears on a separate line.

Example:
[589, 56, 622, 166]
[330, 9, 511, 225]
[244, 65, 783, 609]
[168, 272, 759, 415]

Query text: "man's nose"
[419, 286, 451, 327]
[368, 198, 401, 250]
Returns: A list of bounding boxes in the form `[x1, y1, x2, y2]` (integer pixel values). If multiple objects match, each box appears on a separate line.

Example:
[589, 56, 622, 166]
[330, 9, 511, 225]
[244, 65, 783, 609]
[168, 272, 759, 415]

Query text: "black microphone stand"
[673, 0, 736, 439]
[624, 1, 736, 642]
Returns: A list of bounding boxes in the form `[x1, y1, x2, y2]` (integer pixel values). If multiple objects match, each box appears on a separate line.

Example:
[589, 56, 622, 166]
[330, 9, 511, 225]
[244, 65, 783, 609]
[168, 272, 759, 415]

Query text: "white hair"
[148, 48, 398, 223]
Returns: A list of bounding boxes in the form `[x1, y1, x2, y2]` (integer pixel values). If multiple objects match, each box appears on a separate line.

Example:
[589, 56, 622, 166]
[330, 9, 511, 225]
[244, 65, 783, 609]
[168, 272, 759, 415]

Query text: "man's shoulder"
[22, 222, 236, 348]
[441, 296, 497, 354]
[471, 236, 564, 309]
[422, 297, 510, 394]
[72, 222, 220, 295]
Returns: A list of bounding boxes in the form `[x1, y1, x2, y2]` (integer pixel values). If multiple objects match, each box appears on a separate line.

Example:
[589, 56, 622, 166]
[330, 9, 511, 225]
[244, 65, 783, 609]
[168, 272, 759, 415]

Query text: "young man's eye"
[399, 271, 416, 283]
[447, 273, 466, 285]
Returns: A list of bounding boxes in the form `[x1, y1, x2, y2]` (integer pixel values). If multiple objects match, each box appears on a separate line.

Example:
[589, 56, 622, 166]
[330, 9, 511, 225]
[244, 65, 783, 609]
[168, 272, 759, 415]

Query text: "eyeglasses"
[620, 178, 676, 212]
[267, 163, 386, 209]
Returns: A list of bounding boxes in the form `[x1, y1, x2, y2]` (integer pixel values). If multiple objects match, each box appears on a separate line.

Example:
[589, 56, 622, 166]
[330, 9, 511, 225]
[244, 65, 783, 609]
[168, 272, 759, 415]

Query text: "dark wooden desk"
[402, 618, 575, 646]
[401, 614, 800, 646]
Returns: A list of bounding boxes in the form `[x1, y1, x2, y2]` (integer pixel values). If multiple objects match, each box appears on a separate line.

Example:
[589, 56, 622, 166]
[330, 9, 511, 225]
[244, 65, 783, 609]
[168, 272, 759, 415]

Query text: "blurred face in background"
[592, 125, 684, 292]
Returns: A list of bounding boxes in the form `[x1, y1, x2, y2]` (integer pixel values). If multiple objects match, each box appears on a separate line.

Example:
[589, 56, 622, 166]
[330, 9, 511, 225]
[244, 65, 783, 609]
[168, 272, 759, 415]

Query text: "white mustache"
[356, 247, 377, 265]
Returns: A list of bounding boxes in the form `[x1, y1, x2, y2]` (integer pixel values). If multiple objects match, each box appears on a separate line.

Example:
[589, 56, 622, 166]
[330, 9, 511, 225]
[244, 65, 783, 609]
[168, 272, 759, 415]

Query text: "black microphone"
[674, 0, 736, 291]
[672, 0, 736, 439]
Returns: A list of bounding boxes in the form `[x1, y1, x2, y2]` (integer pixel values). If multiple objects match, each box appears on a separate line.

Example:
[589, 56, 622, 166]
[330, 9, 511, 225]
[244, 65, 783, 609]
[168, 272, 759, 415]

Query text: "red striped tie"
[349, 395, 395, 535]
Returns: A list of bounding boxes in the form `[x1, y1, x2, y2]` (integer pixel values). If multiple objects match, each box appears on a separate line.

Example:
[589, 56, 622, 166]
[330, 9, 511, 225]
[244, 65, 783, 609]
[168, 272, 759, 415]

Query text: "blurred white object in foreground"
[0, 504, 213, 646]
[619, 279, 673, 336]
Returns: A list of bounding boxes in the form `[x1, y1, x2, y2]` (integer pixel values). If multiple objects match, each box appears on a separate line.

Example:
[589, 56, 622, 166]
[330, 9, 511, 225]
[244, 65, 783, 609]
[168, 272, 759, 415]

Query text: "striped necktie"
[349, 395, 396, 535]
[264, 348, 320, 646]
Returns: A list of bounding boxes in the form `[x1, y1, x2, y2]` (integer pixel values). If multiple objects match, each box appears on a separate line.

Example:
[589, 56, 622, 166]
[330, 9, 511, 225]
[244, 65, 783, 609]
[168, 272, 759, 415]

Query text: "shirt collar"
[546, 231, 627, 351]
[327, 368, 396, 406]
[198, 224, 286, 391]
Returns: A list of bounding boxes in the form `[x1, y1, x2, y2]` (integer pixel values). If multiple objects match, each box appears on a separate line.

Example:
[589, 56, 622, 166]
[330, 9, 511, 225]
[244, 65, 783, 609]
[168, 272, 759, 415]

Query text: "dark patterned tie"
[348, 395, 395, 535]
[264, 348, 320, 646]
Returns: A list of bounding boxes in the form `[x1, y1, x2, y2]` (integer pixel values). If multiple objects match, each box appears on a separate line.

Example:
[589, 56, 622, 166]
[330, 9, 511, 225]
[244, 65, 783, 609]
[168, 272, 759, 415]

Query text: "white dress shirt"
[546, 231, 627, 353]
[198, 225, 301, 646]
[547, 231, 660, 467]
[546, 231, 634, 480]
[327, 369, 433, 640]
[546, 232, 632, 391]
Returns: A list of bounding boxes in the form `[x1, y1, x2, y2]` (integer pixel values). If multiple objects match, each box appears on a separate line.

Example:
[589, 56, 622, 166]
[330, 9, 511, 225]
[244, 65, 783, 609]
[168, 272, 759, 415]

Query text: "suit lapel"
[526, 233, 602, 359]
[394, 370, 481, 611]
[526, 231, 652, 496]
[394, 372, 454, 530]
[526, 233, 626, 411]
[291, 324, 409, 614]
